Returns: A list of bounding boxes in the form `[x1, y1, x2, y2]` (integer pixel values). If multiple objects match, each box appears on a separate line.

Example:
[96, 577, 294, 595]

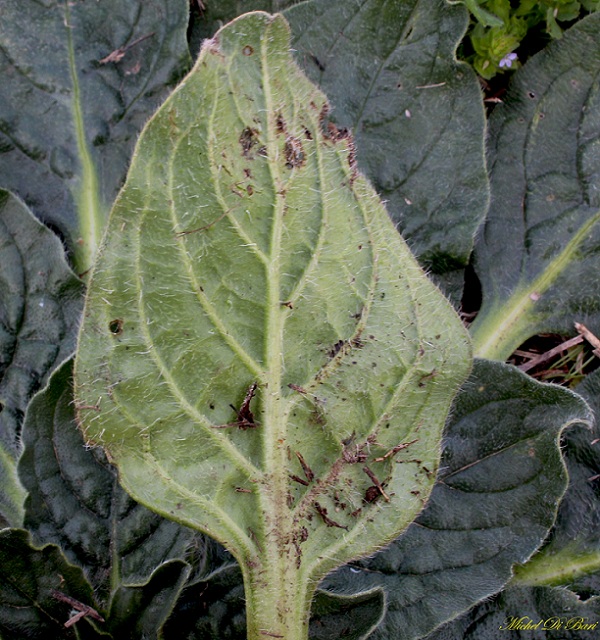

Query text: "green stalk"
[472, 210, 600, 361]
[243, 553, 316, 640]
[512, 547, 600, 588]
[65, 1, 104, 276]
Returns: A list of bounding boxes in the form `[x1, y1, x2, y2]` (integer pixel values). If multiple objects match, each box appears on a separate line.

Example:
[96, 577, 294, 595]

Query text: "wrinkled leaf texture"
[320, 359, 591, 639]
[285, 0, 489, 287]
[18, 359, 202, 605]
[0, 0, 191, 272]
[0, 190, 83, 528]
[162, 360, 591, 638]
[471, 12, 600, 360]
[425, 586, 600, 640]
[75, 10, 471, 630]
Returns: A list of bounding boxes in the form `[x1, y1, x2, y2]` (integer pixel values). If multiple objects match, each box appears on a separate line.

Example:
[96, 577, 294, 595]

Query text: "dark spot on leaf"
[109, 319, 123, 335]
[246, 185, 254, 196]
[364, 486, 380, 503]
[304, 128, 313, 140]
[309, 54, 325, 72]
[239, 127, 260, 158]
[276, 114, 286, 134]
[284, 136, 305, 169]
[527, 91, 536, 99]
[242, 45, 253, 56]
[328, 340, 345, 358]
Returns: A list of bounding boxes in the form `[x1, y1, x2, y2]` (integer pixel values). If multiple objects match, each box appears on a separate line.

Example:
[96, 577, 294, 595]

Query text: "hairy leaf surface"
[471, 13, 600, 360]
[19, 360, 201, 605]
[75, 12, 470, 637]
[320, 360, 591, 639]
[0, 0, 190, 272]
[285, 0, 489, 286]
[163, 561, 385, 639]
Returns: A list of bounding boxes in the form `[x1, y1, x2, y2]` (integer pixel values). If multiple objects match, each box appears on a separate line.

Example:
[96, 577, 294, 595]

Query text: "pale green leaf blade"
[321, 359, 590, 639]
[0, 0, 191, 273]
[0, 189, 82, 528]
[75, 11, 471, 635]
[470, 13, 600, 360]
[285, 0, 489, 287]
[19, 359, 201, 604]
[0, 446, 22, 528]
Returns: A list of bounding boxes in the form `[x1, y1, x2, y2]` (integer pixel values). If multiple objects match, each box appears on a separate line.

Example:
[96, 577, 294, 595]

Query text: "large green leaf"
[470, 12, 600, 360]
[18, 359, 200, 604]
[320, 359, 591, 639]
[0, 528, 192, 639]
[75, 11, 471, 639]
[509, 369, 600, 596]
[0, 0, 190, 273]
[425, 586, 600, 640]
[285, 0, 489, 285]
[104, 560, 190, 640]
[0, 529, 104, 640]
[0, 190, 83, 526]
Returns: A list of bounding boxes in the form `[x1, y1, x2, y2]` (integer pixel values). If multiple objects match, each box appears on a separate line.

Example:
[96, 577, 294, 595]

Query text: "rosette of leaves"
[74, 12, 471, 640]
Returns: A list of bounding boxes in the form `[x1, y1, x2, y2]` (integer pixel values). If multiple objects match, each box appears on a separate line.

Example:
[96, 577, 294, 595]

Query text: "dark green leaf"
[309, 588, 385, 640]
[0, 528, 105, 640]
[75, 11, 471, 636]
[470, 13, 600, 360]
[0, 190, 82, 526]
[164, 563, 385, 640]
[0, 0, 191, 273]
[188, 0, 302, 57]
[321, 360, 591, 639]
[510, 369, 600, 596]
[425, 586, 600, 640]
[163, 564, 248, 639]
[105, 560, 190, 640]
[19, 359, 202, 604]
[0, 190, 82, 456]
[285, 0, 489, 284]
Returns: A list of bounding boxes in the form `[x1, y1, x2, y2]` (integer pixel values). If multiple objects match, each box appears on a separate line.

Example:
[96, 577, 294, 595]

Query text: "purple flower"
[499, 52, 518, 69]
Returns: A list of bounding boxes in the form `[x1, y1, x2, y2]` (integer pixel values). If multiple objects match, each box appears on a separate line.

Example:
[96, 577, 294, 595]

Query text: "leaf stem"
[471, 209, 600, 361]
[64, 1, 104, 276]
[511, 547, 600, 587]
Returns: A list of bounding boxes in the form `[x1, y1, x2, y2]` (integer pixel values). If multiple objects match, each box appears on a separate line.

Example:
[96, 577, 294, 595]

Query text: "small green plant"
[462, 0, 600, 78]
[1, 1, 600, 638]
